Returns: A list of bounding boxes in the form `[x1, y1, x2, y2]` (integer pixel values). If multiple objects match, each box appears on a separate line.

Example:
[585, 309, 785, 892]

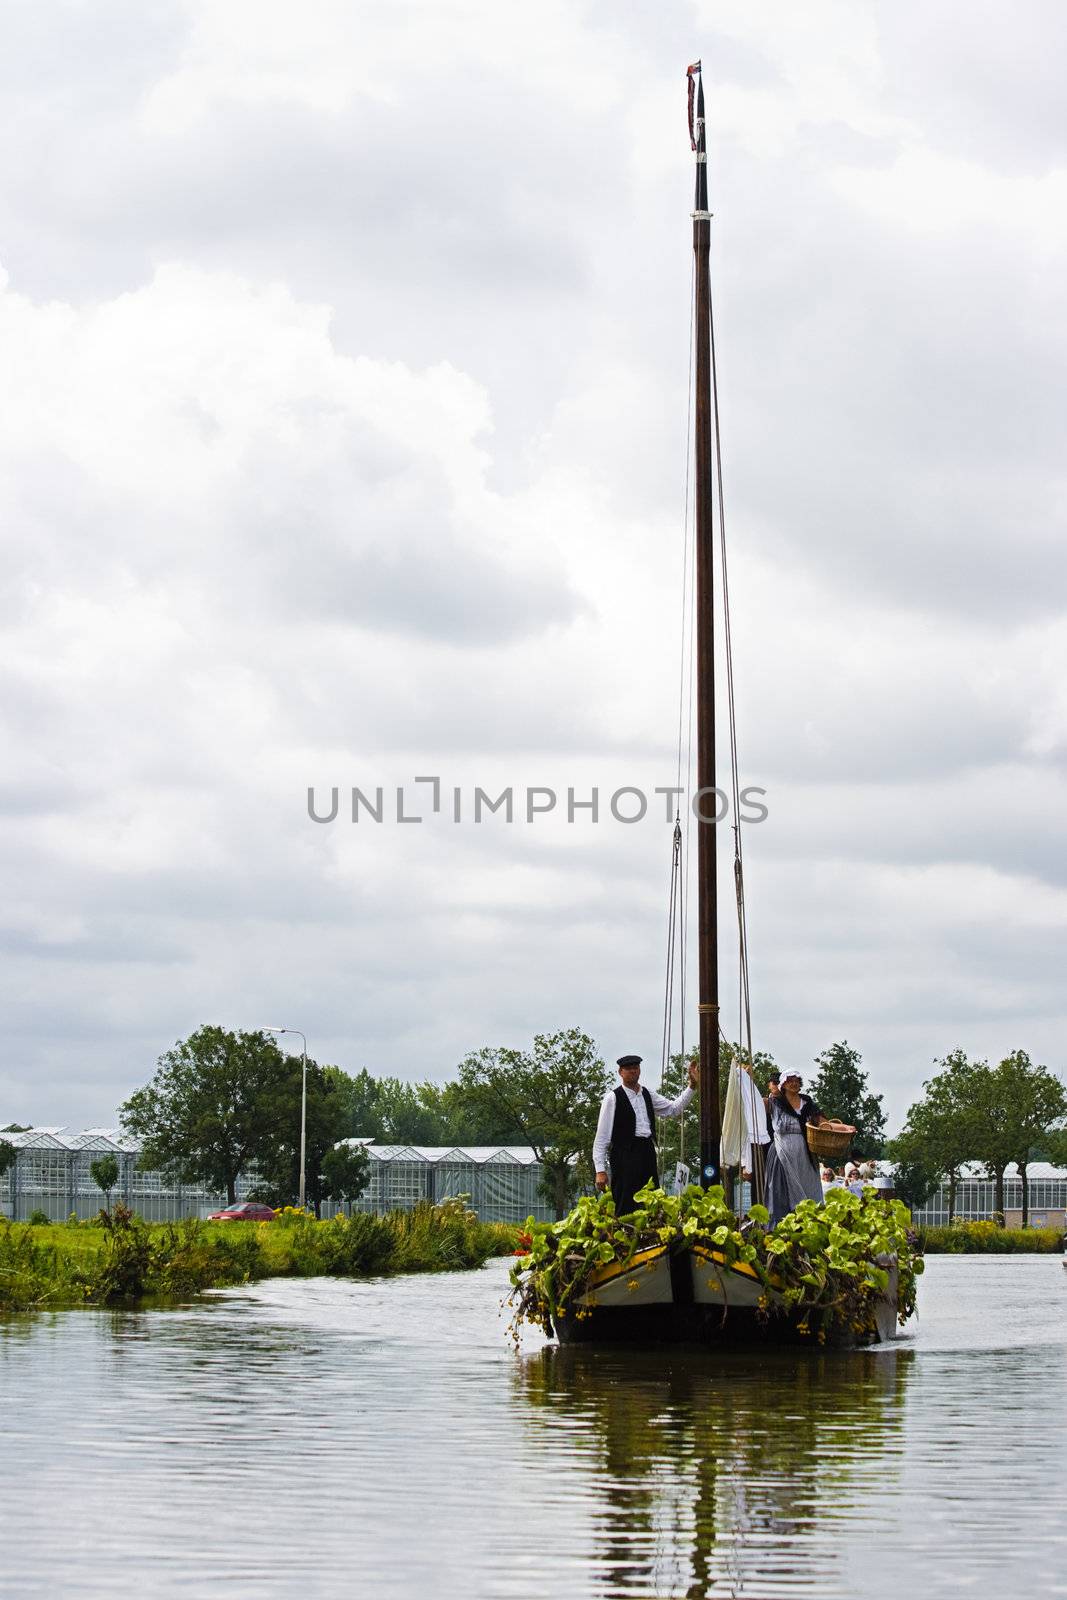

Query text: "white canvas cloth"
[720, 1060, 771, 1167]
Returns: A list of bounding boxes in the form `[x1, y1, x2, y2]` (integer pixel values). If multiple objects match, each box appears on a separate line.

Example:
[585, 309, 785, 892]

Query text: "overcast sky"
[1, 0, 1064, 1133]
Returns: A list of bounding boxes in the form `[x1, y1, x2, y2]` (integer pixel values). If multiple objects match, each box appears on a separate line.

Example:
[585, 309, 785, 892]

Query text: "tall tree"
[417, 1079, 516, 1147]
[252, 1060, 351, 1214]
[887, 1053, 984, 1217]
[320, 1142, 371, 1207]
[320, 1066, 517, 1151]
[322, 1066, 385, 1140]
[971, 1051, 1066, 1226]
[0, 1138, 16, 1184]
[121, 1026, 291, 1204]
[885, 1123, 943, 1212]
[1039, 1125, 1067, 1170]
[456, 1029, 610, 1218]
[808, 1042, 886, 1159]
[365, 1077, 439, 1144]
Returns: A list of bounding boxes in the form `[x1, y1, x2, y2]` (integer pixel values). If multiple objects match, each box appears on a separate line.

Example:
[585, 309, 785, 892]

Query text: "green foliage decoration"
[509, 1183, 922, 1344]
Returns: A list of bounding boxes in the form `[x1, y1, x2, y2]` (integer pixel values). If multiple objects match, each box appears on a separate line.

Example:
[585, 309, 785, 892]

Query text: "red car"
[207, 1202, 277, 1222]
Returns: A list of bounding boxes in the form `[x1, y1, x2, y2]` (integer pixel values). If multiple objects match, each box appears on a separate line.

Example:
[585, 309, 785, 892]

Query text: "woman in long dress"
[762, 1070, 826, 1227]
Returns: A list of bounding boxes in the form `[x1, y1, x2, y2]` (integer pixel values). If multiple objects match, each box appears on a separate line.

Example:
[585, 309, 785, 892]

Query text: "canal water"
[3, 1255, 1065, 1598]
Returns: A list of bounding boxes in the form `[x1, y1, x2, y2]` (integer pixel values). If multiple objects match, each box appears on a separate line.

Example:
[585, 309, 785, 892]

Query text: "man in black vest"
[593, 1054, 699, 1217]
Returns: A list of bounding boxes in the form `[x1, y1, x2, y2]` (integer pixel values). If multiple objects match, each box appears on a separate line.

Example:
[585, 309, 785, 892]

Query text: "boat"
[510, 62, 911, 1350]
[552, 1243, 900, 1347]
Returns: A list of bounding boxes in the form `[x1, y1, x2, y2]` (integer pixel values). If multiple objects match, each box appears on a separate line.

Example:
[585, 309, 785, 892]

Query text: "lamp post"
[263, 1026, 308, 1209]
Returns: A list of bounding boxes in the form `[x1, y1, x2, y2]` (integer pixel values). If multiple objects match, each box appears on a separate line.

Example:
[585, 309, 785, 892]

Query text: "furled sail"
[720, 1059, 770, 1168]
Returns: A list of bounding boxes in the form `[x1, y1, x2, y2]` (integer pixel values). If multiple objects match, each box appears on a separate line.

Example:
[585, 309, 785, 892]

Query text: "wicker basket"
[805, 1121, 855, 1161]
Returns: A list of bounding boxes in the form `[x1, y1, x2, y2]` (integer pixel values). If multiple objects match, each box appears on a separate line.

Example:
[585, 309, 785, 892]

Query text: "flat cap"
[616, 1054, 642, 1068]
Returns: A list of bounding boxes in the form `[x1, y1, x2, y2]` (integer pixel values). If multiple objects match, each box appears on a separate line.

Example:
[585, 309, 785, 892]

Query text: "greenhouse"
[907, 1163, 1067, 1230]
[0, 1128, 262, 1223]
[341, 1143, 558, 1223]
[4, 1130, 1062, 1231]
[0, 1131, 558, 1224]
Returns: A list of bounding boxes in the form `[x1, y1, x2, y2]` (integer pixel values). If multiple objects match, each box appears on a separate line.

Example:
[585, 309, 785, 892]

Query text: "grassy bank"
[917, 1221, 1063, 1253]
[0, 1200, 517, 1313]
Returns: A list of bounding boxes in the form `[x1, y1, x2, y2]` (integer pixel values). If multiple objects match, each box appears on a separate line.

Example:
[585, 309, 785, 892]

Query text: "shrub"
[26, 1209, 51, 1227]
[317, 1210, 396, 1276]
[89, 1205, 156, 1302]
[918, 1222, 1063, 1254]
[153, 1219, 266, 1299]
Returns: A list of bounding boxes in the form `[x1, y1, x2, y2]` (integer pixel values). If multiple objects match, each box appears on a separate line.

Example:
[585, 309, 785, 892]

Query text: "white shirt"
[593, 1081, 694, 1173]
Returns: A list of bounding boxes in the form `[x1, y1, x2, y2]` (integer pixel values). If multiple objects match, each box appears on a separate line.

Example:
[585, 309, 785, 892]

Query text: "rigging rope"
[662, 257, 697, 1168]
[708, 231, 764, 1205]
[661, 197, 762, 1202]
[708, 236, 753, 1074]
[660, 818, 683, 1084]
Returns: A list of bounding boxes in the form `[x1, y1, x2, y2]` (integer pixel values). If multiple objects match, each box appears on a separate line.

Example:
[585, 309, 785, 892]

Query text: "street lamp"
[262, 1026, 308, 1209]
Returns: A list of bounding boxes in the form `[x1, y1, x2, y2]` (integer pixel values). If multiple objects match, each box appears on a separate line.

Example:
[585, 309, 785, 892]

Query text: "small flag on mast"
[686, 60, 702, 150]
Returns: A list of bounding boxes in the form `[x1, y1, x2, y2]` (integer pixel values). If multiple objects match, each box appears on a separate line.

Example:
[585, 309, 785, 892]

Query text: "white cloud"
[833, 149, 1067, 249]
[142, 0, 629, 130]
[0, 0, 1065, 1132]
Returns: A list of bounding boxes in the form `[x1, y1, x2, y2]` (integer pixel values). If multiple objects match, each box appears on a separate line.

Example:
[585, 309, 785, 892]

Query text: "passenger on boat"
[761, 1070, 826, 1226]
[592, 1054, 698, 1218]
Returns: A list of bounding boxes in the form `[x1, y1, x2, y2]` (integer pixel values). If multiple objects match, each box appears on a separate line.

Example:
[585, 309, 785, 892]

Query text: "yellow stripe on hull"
[688, 1246, 769, 1309]
[578, 1246, 673, 1307]
[575, 1244, 777, 1311]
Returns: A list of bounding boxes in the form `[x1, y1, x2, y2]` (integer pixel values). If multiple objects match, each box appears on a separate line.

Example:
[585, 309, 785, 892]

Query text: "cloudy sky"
[1, 0, 1064, 1133]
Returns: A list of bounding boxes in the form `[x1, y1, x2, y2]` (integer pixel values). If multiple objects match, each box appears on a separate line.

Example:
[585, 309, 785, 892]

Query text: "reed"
[0, 1202, 517, 1313]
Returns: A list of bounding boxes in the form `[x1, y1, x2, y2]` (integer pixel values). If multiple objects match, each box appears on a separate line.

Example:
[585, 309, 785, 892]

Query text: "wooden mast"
[691, 65, 722, 1188]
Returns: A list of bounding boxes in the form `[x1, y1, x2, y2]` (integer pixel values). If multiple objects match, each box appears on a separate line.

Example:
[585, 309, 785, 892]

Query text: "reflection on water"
[516, 1342, 912, 1597]
[2, 1257, 1065, 1599]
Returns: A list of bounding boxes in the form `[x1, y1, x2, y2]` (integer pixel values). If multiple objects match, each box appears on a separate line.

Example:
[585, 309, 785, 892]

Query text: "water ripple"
[2, 1257, 1065, 1597]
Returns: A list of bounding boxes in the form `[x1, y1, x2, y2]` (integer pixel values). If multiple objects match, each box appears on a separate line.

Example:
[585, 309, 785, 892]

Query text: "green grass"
[918, 1221, 1064, 1253]
[0, 1200, 518, 1313]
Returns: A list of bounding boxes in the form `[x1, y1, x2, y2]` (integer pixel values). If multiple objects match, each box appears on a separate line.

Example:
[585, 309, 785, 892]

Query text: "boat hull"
[551, 1244, 898, 1349]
